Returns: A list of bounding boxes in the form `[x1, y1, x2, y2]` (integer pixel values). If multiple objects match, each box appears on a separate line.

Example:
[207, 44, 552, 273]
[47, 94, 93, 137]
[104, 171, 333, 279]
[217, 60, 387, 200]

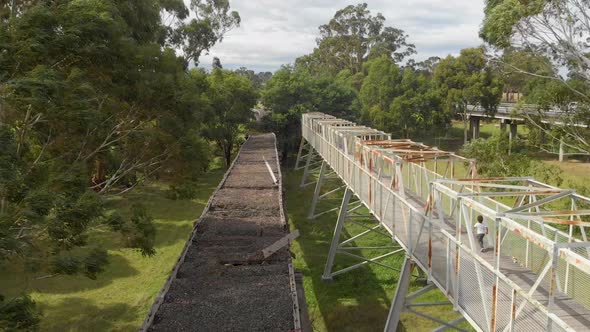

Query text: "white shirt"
[474, 222, 487, 235]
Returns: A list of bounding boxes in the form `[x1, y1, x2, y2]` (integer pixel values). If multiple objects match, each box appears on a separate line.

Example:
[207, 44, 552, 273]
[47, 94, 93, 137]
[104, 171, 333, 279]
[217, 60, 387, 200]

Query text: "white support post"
[428, 215, 433, 280]
[294, 138, 306, 170]
[509, 289, 516, 332]
[453, 243, 460, 311]
[445, 237, 451, 294]
[492, 218, 502, 332]
[300, 146, 314, 188]
[322, 188, 353, 281]
[308, 161, 327, 219]
[435, 190, 446, 225]
[384, 257, 413, 332]
[548, 246, 558, 308]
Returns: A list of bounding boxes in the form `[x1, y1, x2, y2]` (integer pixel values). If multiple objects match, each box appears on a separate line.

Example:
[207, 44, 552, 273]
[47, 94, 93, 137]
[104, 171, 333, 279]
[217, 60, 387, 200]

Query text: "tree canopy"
[480, 0, 590, 156]
[204, 69, 258, 167]
[0, 2, 251, 325]
[261, 66, 359, 161]
[262, 4, 505, 161]
[295, 3, 415, 76]
[434, 48, 504, 144]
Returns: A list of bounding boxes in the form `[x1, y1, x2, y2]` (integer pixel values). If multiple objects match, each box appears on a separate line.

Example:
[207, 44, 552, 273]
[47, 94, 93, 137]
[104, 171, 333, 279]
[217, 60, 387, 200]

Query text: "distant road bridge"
[296, 112, 590, 331]
[466, 103, 588, 141]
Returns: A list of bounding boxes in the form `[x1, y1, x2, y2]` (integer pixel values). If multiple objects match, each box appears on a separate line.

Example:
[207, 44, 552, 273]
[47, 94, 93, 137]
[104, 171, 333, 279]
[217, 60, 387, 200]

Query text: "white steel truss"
[321, 187, 405, 280]
[298, 112, 590, 332]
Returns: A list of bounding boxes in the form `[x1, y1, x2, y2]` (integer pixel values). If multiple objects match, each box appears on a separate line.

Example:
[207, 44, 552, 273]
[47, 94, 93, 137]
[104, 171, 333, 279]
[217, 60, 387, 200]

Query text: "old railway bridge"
[140, 114, 590, 332]
[295, 113, 590, 332]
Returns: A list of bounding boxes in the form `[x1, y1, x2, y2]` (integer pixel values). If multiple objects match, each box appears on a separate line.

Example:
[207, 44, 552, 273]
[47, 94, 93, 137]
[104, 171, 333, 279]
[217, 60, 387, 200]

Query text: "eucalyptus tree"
[480, 0, 590, 156]
[295, 3, 415, 76]
[0, 0, 244, 328]
[261, 66, 358, 161]
[234, 67, 273, 91]
[360, 56, 448, 137]
[204, 69, 257, 168]
[0, 0, 239, 286]
[359, 56, 403, 128]
[434, 48, 504, 144]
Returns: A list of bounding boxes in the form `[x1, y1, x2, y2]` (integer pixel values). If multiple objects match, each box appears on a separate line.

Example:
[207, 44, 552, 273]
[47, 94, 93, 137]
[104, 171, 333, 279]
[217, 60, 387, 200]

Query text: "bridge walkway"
[300, 112, 590, 331]
[381, 181, 590, 331]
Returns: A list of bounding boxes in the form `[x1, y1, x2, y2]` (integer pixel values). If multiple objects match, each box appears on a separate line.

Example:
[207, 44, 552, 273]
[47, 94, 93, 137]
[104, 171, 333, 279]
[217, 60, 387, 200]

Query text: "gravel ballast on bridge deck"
[142, 134, 298, 332]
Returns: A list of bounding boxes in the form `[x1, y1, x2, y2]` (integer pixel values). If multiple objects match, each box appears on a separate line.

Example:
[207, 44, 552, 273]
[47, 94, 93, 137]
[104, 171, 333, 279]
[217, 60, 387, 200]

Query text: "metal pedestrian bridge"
[295, 112, 590, 332]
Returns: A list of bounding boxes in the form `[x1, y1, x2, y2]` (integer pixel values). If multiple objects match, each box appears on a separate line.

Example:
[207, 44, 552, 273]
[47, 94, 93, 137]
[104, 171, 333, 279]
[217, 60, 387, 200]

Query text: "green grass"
[545, 160, 590, 189]
[417, 120, 530, 152]
[0, 171, 224, 331]
[285, 169, 473, 331]
[415, 120, 589, 190]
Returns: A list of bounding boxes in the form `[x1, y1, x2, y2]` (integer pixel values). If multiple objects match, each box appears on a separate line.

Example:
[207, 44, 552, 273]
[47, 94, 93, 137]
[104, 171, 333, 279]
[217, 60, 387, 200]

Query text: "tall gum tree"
[0, 0, 241, 305]
[204, 69, 257, 168]
[480, 0, 590, 156]
[434, 48, 504, 144]
[295, 3, 415, 76]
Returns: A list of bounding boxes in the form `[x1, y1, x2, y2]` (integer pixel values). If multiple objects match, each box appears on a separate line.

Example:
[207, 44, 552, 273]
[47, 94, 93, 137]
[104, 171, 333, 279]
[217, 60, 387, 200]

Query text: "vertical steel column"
[308, 161, 327, 219]
[322, 188, 353, 281]
[509, 122, 517, 142]
[472, 117, 481, 139]
[547, 245, 559, 331]
[492, 218, 502, 332]
[509, 289, 516, 332]
[564, 198, 578, 293]
[300, 146, 314, 188]
[445, 237, 451, 293]
[384, 257, 414, 332]
[294, 138, 306, 170]
[428, 216, 433, 279]
[548, 246, 558, 308]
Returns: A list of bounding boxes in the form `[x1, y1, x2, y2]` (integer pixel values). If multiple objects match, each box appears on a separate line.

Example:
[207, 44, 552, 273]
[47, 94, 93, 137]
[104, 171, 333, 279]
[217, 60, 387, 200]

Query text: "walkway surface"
[141, 134, 299, 332]
[376, 176, 590, 331]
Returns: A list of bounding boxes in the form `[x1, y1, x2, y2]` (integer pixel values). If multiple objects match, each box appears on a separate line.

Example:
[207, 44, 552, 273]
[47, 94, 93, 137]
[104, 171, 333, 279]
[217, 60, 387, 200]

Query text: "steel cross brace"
[322, 188, 403, 281]
[297, 141, 324, 188]
[308, 160, 347, 219]
[294, 138, 313, 171]
[385, 257, 467, 332]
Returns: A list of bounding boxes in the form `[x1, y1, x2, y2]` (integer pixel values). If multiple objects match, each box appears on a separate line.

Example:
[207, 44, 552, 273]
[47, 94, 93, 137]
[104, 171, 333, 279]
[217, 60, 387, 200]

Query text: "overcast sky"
[198, 0, 486, 72]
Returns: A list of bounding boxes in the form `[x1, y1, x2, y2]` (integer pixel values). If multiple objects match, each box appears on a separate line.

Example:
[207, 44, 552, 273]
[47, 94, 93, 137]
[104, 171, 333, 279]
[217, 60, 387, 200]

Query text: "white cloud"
[198, 0, 486, 72]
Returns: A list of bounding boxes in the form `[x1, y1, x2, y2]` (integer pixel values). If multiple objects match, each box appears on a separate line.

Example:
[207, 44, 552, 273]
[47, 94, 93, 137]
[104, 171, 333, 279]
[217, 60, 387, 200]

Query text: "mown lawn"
[418, 120, 530, 152]
[284, 169, 473, 332]
[417, 120, 588, 188]
[545, 160, 590, 188]
[0, 171, 224, 331]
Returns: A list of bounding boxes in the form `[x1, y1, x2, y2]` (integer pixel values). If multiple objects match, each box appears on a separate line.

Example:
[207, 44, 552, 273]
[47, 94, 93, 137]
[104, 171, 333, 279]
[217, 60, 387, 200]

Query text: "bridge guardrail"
[302, 112, 590, 331]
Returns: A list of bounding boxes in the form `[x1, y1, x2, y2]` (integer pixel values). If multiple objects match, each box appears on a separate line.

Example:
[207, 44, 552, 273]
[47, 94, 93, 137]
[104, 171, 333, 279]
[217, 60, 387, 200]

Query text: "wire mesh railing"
[302, 112, 590, 331]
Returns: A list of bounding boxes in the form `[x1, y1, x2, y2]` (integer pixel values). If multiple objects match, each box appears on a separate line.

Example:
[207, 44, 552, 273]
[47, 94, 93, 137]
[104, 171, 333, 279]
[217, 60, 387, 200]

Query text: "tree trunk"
[282, 140, 290, 166]
[463, 115, 468, 145]
[224, 142, 233, 169]
[92, 159, 106, 190]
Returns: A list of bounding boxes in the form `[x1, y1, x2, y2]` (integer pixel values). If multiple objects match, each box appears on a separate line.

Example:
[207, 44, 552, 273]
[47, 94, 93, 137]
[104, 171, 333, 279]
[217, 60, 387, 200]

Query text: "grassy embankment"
[0, 170, 224, 331]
